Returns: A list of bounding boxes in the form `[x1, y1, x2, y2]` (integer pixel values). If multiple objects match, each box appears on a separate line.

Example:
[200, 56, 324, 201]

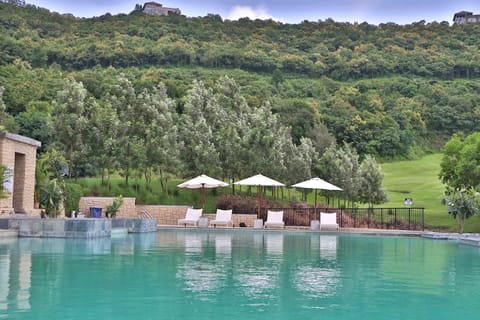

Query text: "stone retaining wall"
[79, 198, 259, 227]
[17, 218, 111, 238]
[202, 213, 258, 228]
[79, 197, 137, 218]
[111, 218, 157, 233]
[136, 205, 190, 225]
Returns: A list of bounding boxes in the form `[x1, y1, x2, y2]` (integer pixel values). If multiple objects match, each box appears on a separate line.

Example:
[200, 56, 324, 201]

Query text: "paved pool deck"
[160, 224, 423, 235]
[3, 225, 480, 247]
[0, 229, 18, 238]
[158, 225, 480, 246]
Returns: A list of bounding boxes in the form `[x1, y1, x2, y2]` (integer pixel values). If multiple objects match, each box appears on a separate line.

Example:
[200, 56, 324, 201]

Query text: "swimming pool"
[1, 230, 479, 320]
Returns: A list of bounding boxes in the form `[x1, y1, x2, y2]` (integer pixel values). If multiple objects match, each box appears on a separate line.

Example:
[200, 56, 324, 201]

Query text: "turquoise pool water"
[1, 230, 479, 320]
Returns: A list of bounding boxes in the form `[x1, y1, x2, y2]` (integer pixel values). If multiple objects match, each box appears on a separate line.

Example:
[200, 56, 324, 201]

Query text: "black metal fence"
[259, 207, 424, 231]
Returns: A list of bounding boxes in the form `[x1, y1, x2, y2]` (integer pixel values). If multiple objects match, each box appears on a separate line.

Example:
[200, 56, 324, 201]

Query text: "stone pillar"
[0, 133, 41, 216]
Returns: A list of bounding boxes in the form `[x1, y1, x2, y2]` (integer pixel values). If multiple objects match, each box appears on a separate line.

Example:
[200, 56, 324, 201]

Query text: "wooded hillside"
[1, 1, 480, 163]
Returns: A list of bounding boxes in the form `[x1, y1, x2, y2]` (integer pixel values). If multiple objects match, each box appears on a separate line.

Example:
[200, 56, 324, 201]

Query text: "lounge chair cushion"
[265, 210, 285, 229]
[178, 208, 203, 226]
[320, 212, 339, 230]
[210, 209, 233, 227]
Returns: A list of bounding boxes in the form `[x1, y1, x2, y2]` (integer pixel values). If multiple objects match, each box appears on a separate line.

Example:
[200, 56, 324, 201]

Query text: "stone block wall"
[0, 133, 41, 216]
[79, 198, 259, 227]
[17, 218, 112, 238]
[111, 218, 157, 232]
[79, 197, 137, 218]
[136, 205, 190, 225]
[0, 218, 23, 230]
[202, 213, 258, 227]
[233, 214, 257, 227]
[136, 205, 258, 227]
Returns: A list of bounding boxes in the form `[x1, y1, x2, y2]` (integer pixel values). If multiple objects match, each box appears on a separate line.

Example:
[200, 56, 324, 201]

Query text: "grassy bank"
[381, 153, 480, 233]
[75, 153, 479, 233]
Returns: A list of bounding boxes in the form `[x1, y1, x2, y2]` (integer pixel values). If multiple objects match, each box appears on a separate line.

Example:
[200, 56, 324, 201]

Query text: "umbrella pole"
[314, 189, 318, 220]
[257, 186, 261, 219]
[201, 185, 205, 210]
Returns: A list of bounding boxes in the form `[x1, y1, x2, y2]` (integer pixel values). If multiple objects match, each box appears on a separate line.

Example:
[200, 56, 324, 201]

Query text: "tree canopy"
[1, 2, 480, 184]
[440, 132, 480, 190]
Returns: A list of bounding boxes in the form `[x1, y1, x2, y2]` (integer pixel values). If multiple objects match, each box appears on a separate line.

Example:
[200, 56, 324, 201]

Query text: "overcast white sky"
[25, 0, 480, 25]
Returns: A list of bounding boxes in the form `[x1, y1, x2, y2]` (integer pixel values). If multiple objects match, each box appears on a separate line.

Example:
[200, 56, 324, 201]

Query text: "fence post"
[276, 207, 424, 230]
[422, 208, 425, 231]
[367, 208, 370, 229]
[380, 208, 383, 229]
[354, 208, 357, 228]
[408, 208, 411, 230]
[394, 208, 397, 229]
[340, 208, 343, 227]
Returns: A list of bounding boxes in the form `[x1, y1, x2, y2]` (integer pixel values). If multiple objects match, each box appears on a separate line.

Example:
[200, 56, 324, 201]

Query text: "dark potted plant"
[39, 179, 64, 218]
[106, 195, 123, 218]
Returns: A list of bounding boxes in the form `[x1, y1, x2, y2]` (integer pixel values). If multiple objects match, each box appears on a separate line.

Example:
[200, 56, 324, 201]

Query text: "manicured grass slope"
[381, 153, 480, 233]
[77, 154, 479, 232]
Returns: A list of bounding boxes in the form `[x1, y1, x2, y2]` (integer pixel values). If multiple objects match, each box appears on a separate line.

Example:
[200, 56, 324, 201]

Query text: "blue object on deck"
[90, 207, 102, 218]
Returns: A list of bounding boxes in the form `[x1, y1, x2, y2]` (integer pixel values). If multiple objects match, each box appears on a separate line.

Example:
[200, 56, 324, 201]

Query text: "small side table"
[253, 219, 264, 229]
[198, 217, 209, 228]
[310, 220, 320, 231]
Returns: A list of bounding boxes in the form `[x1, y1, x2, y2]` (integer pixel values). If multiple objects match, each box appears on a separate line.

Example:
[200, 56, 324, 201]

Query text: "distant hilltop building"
[453, 11, 480, 24]
[143, 2, 181, 16]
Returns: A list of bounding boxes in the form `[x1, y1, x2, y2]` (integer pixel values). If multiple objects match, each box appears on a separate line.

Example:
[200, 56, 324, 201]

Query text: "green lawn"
[76, 153, 480, 233]
[381, 153, 480, 233]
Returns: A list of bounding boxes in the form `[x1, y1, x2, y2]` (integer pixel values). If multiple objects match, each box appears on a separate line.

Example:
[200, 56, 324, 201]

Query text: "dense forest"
[1, 1, 480, 179]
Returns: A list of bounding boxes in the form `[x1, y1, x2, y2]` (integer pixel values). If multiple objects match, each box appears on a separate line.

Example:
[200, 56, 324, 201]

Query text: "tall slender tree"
[87, 99, 120, 190]
[179, 80, 220, 177]
[109, 74, 138, 185]
[0, 87, 6, 131]
[137, 82, 179, 191]
[51, 78, 90, 179]
[358, 155, 387, 208]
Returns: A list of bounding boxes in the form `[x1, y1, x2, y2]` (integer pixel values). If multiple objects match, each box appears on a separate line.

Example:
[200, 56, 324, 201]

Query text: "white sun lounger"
[210, 209, 233, 228]
[264, 210, 285, 229]
[320, 212, 339, 231]
[178, 208, 203, 227]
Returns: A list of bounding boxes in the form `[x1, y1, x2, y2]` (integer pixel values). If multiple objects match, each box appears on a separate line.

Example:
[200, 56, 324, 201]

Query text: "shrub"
[64, 182, 83, 217]
[217, 194, 299, 214]
[106, 195, 124, 218]
[216, 194, 256, 214]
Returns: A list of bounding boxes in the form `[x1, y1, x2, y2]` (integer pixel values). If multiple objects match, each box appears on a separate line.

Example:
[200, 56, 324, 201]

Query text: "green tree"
[87, 99, 119, 190]
[358, 155, 387, 208]
[0, 86, 17, 133]
[441, 188, 480, 234]
[179, 80, 220, 176]
[271, 69, 284, 88]
[240, 101, 288, 178]
[36, 150, 68, 217]
[439, 132, 480, 189]
[0, 87, 6, 132]
[51, 78, 90, 179]
[316, 144, 361, 206]
[15, 109, 52, 152]
[272, 99, 317, 145]
[282, 137, 317, 186]
[109, 74, 139, 186]
[137, 82, 179, 191]
[214, 76, 249, 180]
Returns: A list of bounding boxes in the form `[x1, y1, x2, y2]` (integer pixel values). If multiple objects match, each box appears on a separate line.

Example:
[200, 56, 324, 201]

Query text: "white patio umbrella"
[234, 174, 285, 218]
[292, 177, 342, 219]
[178, 174, 229, 209]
